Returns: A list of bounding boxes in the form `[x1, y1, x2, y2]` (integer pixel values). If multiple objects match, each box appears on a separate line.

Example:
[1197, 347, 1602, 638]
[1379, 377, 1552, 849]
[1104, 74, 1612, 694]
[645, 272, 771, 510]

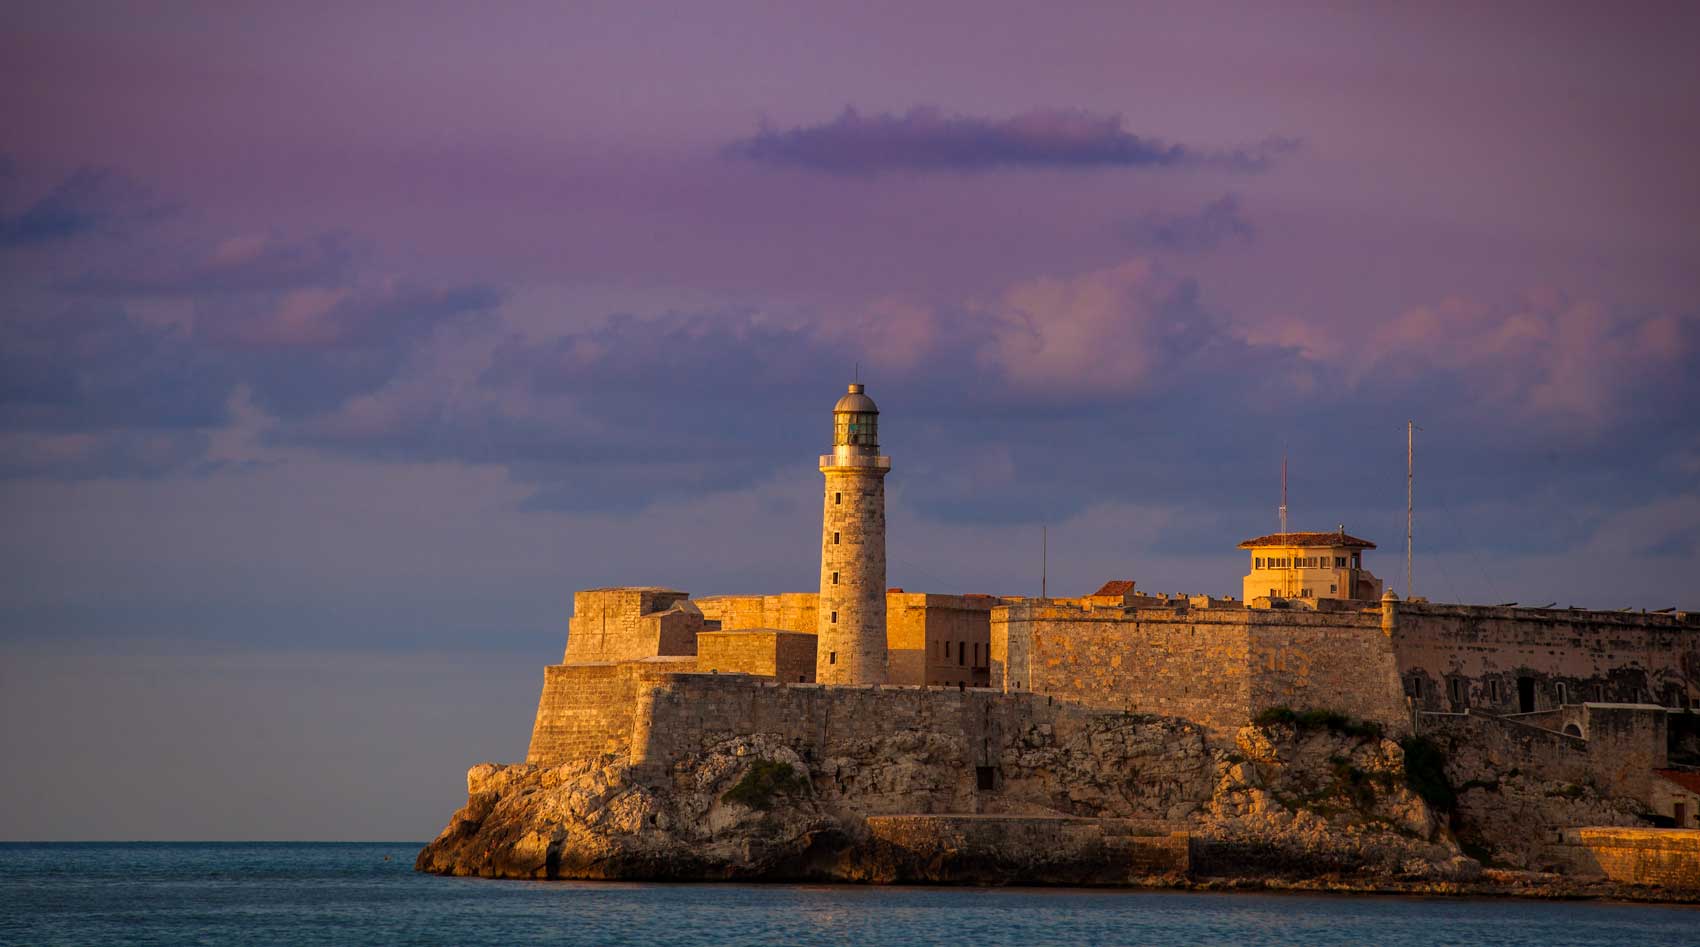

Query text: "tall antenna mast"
[1279, 451, 1288, 535]
[1041, 525, 1048, 599]
[1406, 420, 1418, 599]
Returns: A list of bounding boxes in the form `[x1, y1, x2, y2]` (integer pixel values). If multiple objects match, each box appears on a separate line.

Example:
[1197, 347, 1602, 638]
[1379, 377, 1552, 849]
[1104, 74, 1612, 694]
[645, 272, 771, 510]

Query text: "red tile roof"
[1237, 531, 1377, 550]
[1656, 769, 1700, 795]
[1091, 580, 1137, 597]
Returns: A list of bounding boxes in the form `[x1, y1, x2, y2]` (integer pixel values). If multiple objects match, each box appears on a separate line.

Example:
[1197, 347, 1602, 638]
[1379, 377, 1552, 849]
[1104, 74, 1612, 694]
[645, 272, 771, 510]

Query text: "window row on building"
[1253, 555, 1349, 570]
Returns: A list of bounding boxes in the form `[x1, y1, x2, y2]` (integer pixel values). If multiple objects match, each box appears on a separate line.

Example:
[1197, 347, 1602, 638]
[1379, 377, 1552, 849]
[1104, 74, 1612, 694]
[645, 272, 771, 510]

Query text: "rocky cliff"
[418, 713, 1481, 884]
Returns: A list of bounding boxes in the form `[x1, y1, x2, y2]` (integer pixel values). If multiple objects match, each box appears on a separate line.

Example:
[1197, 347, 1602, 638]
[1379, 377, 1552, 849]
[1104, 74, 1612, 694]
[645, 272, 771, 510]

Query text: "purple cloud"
[1122, 195, 1257, 253]
[727, 107, 1298, 175]
[0, 156, 174, 247]
[63, 231, 364, 295]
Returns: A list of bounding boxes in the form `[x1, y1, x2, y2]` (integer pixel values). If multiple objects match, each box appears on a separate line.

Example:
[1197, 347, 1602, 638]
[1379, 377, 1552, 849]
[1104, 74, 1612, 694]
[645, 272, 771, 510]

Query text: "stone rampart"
[564, 588, 701, 663]
[1549, 828, 1700, 888]
[697, 593, 819, 636]
[991, 600, 1408, 736]
[1392, 603, 1699, 715]
[525, 657, 695, 764]
[888, 592, 1001, 687]
[1419, 710, 1593, 787]
[696, 629, 817, 683]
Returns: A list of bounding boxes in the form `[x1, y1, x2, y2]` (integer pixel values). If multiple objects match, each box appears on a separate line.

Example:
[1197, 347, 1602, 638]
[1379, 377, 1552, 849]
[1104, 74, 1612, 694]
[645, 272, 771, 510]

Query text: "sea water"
[1, 842, 1694, 947]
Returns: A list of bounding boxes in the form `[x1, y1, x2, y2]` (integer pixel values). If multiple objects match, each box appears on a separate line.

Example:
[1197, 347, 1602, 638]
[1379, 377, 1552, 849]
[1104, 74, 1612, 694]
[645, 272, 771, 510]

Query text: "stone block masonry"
[1392, 602, 1699, 715]
[563, 588, 702, 664]
[991, 599, 1410, 737]
[695, 629, 817, 683]
[1550, 828, 1700, 888]
[526, 658, 696, 764]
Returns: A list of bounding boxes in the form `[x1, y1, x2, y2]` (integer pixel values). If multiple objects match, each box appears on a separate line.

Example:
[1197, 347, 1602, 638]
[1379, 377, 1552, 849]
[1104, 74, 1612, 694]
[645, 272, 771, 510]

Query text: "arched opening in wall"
[1563, 724, 1582, 737]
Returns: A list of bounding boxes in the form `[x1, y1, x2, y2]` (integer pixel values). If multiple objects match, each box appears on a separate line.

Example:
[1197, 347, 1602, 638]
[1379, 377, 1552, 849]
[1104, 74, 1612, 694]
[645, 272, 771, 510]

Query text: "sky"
[2, 2, 1697, 841]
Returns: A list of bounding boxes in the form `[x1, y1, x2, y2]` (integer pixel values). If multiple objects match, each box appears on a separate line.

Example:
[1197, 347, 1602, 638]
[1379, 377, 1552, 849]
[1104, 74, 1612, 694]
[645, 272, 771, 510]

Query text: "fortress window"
[1556, 682, 1568, 705]
[833, 531, 840, 544]
[835, 492, 841, 505]
[958, 642, 965, 666]
[1488, 679, 1502, 703]
[1329, 584, 1337, 594]
[830, 611, 838, 623]
[829, 652, 836, 665]
[832, 572, 839, 585]
[1255, 557, 1263, 569]
[976, 766, 997, 791]
[973, 643, 979, 665]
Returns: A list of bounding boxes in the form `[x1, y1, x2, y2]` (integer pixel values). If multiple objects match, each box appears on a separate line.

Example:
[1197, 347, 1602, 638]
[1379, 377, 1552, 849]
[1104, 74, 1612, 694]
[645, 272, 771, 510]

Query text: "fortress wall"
[633, 677, 1002, 813]
[1583, 705, 1668, 800]
[563, 588, 693, 663]
[1420, 711, 1594, 788]
[696, 630, 817, 683]
[696, 593, 819, 635]
[1550, 828, 1700, 888]
[993, 603, 1408, 735]
[625, 674, 1195, 818]
[696, 595, 766, 631]
[765, 593, 819, 635]
[888, 593, 997, 687]
[990, 604, 1253, 733]
[1392, 604, 1698, 715]
[1248, 620, 1410, 736]
[1423, 705, 1668, 803]
[526, 658, 695, 764]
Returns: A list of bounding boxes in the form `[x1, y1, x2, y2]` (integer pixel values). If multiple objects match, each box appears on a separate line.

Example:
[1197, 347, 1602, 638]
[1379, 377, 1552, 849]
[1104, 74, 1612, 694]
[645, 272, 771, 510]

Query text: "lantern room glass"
[835, 411, 878, 448]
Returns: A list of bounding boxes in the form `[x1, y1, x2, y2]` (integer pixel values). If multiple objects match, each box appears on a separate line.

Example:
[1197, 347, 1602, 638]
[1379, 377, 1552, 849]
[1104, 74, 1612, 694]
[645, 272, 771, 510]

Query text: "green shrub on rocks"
[1399, 736, 1456, 813]
[1254, 707, 1385, 741]
[721, 759, 808, 811]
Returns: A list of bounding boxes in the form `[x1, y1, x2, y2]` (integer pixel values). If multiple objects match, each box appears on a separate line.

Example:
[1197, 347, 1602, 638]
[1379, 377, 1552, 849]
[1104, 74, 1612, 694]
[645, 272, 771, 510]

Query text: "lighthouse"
[816, 382, 890, 684]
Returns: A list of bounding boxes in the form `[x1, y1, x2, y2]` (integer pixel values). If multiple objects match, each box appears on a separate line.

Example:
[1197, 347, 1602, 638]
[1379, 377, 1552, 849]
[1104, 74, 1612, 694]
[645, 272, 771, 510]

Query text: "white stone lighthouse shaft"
[816, 385, 890, 685]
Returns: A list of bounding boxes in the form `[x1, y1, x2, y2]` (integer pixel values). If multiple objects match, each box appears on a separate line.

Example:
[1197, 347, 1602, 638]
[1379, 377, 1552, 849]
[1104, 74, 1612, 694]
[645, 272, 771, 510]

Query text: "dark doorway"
[1518, 677, 1536, 713]
[1677, 802, 1689, 828]
[976, 766, 997, 791]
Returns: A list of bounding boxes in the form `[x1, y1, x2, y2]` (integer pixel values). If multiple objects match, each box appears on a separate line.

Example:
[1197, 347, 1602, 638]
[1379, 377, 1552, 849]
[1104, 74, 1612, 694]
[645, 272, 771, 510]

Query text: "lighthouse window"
[833, 532, 839, 544]
[830, 611, 838, 623]
[832, 572, 839, 585]
[834, 492, 841, 505]
[829, 652, 836, 665]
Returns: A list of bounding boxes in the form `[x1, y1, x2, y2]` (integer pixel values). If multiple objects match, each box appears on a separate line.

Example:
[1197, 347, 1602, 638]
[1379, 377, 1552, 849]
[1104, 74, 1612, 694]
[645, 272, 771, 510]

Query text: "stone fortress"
[425, 383, 1700, 891]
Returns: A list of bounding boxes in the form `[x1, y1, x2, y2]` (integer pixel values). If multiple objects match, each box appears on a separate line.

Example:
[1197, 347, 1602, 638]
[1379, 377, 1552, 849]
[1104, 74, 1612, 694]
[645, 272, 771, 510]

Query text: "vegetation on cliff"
[721, 759, 808, 810]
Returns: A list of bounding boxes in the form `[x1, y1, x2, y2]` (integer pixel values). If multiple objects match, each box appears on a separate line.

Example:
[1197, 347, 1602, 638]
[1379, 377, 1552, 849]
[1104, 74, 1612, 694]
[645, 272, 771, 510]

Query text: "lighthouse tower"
[816, 382, 890, 685]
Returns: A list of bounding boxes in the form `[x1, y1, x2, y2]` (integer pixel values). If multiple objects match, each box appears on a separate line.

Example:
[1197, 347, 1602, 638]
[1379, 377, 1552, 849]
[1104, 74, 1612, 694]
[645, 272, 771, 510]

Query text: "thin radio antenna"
[1279, 450, 1288, 535]
[1407, 420, 1421, 599]
[1041, 525, 1048, 599]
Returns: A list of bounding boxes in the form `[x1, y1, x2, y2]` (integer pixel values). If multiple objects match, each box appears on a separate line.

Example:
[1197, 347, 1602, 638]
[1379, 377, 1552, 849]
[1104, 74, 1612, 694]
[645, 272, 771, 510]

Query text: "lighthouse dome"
[834, 383, 879, 414]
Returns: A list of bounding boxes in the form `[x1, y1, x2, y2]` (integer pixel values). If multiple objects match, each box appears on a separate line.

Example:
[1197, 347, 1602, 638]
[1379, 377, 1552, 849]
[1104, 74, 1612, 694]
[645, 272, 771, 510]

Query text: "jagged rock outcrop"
[418, 716, 1478, 884]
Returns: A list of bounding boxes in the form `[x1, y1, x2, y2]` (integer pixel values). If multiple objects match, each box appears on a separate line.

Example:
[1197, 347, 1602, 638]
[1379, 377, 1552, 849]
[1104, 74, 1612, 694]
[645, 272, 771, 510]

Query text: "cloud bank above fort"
[726, 107, 1298, 175]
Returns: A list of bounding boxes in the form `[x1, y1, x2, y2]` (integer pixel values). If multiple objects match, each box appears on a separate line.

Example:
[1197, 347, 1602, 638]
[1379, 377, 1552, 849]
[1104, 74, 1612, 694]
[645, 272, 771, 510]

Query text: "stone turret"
[817, 383, 891, 684]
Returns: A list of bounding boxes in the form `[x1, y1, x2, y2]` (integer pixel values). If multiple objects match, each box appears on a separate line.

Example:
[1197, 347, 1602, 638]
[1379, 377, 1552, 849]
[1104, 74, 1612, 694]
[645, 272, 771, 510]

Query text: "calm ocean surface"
[0, 842, 1695, 947]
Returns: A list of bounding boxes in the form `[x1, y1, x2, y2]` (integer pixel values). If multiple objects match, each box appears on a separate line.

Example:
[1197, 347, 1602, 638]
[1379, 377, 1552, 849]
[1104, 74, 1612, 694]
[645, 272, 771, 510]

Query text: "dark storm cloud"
[1122, 195, 1257, 252]
[0, 157, 174, 247]
[727, 107, 1298, 175]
